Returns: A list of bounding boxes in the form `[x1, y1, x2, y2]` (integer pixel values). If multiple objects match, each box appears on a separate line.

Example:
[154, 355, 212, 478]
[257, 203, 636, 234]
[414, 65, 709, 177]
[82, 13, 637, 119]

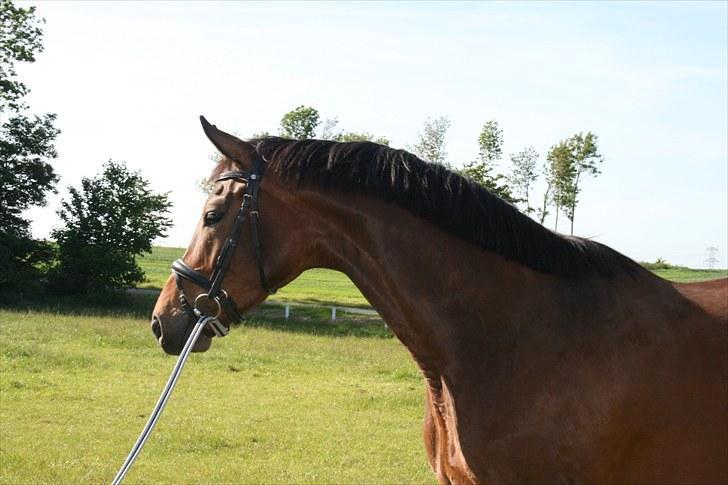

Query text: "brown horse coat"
[153, 123, 727, 484]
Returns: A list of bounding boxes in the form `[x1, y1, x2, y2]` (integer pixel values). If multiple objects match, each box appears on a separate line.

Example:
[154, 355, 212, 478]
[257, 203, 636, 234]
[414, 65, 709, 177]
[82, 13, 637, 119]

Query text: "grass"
[650, 267, 728, 283]
[0, 295, 434, 484]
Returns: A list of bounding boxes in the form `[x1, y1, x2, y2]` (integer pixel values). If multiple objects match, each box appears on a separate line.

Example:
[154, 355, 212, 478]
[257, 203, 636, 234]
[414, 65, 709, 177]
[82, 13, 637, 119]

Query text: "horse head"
[151, 117, 311, 354]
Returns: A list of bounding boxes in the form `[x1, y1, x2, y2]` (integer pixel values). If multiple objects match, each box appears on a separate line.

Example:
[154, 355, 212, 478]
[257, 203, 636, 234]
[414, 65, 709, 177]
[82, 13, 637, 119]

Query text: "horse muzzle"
[151, 313, 213, 355]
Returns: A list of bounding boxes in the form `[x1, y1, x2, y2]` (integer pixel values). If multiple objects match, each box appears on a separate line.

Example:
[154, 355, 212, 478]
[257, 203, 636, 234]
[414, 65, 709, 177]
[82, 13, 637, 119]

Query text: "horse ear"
[199, 115, 255, 165]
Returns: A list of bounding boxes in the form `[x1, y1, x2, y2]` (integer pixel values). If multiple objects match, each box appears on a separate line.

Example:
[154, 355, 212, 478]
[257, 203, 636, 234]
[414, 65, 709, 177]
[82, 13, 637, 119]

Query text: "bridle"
[112, 129, 277, 485]
[170, 152, 275, 337]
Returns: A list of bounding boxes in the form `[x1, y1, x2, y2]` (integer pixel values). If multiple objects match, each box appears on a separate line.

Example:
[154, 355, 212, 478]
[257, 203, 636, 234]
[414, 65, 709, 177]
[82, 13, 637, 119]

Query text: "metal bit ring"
[193, 293, 222, 320]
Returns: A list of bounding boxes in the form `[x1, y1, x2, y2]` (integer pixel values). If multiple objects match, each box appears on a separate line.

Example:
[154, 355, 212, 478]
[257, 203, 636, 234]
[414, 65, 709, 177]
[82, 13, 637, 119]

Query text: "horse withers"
[152, 117, 727, 484]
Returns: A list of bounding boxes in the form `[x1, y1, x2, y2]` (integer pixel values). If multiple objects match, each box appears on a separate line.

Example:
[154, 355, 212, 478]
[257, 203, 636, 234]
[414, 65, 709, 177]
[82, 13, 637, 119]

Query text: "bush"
[641, 257, 675, 270]
[0, 233, 55, 300]
[49, 161, 171, 295]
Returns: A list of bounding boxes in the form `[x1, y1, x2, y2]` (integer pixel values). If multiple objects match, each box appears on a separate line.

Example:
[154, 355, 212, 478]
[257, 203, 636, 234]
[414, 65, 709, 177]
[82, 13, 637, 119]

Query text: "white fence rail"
[263, 300, 380, 322]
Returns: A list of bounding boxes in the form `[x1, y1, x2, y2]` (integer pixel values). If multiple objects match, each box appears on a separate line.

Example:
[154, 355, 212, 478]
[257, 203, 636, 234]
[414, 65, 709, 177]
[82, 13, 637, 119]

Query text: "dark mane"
[244, 137, 641, 278]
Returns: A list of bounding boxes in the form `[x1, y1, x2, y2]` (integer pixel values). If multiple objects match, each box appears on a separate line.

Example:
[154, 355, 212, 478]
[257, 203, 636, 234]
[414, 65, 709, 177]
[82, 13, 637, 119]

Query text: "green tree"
[50, 161, 172, 295]
[0, 0, 44, 112]
[280, 105, 320, 139]
[508, 146, 539, 214]
[334, 131, 390, 146]
[477, 120, 503, 168]
[413, 116, 450, 166]
[546, 132, 602, 234]
[320, 117, 389, 145]
[461, 120, 516, 203]
[0, 0, 59, 295]
[547, 142, 573, 231]
[536, 160, 554, 225]
[0, 114, 58, 237]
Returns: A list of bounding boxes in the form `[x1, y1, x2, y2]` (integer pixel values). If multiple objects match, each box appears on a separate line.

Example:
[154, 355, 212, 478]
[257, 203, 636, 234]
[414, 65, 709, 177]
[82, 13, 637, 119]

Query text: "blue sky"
[18, 1, 727, 268]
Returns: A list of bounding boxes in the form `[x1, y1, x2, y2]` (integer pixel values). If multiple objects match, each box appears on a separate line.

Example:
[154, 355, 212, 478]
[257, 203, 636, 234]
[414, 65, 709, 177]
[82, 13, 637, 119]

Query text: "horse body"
[153, 121, 727, 484]
[310, 193, 727, 483]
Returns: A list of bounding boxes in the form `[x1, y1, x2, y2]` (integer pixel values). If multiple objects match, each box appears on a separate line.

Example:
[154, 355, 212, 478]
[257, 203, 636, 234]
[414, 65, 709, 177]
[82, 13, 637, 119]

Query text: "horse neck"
[300, 190, 560, 372]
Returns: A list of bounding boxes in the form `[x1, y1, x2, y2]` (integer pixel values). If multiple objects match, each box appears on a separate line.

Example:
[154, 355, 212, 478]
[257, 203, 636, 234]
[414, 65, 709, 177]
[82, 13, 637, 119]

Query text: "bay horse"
[151, 117, 727, 484]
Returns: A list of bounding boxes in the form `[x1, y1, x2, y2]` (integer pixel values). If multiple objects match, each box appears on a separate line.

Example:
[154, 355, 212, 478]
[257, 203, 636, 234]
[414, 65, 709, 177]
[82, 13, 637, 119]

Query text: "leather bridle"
[170, 152, 275, 337]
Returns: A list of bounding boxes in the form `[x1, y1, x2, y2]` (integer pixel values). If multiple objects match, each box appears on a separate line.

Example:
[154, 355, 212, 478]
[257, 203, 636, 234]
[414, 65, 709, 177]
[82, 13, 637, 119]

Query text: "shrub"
[49, 161, 171, 295]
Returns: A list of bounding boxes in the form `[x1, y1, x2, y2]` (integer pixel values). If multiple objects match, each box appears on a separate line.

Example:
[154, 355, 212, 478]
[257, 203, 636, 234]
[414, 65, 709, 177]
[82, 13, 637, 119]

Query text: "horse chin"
[157, 322, 214, 355]
[192, 334, 213, 353]
[159, 333, 212, 355]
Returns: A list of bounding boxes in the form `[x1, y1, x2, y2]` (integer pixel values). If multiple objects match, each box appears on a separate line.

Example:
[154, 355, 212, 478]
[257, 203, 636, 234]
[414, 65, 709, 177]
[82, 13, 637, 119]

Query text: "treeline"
[0, 2, 171, 299]
[269, 106, 604, 237]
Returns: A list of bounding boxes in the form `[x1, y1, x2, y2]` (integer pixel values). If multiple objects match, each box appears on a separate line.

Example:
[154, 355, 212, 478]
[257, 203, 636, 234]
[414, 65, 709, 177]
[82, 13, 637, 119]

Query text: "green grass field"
[650, 267, 728, 282]
[138, 247, 727, 309]
[0, 296, 434, 484]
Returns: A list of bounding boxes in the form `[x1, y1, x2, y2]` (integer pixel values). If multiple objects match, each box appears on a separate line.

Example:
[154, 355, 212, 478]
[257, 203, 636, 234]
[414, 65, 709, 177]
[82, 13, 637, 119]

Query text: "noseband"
[171, 153, 275, 337]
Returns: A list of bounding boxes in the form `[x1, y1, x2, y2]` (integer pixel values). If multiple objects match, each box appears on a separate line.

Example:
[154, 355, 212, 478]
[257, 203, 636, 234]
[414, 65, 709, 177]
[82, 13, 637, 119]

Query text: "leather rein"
[170, 152, 275, 337]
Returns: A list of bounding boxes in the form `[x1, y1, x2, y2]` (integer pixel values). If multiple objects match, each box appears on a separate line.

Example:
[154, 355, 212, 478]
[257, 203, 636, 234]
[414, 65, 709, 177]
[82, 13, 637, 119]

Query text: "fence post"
[331, 306, 337, 322]
[284, 304, 290, 320]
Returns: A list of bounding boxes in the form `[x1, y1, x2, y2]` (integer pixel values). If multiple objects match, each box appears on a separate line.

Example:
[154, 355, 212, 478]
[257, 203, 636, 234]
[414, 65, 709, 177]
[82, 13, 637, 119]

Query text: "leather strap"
[170, 153, 274, 326]
[172, 259, 212, 290]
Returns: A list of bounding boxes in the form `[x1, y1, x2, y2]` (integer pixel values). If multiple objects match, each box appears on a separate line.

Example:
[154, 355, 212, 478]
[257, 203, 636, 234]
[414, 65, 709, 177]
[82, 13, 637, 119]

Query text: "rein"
[111, 152, 275, 484]
[111, 315, 214, 485]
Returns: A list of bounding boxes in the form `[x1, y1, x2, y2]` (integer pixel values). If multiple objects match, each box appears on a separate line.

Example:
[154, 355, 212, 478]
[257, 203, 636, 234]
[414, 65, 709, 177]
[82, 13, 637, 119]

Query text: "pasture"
[0, 296, 434, 484]
[649, 266, 728, 283]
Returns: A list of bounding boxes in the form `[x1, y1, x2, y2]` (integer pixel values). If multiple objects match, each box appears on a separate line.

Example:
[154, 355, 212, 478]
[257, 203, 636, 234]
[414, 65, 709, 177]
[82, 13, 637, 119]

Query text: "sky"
[15, 1, 728, 268]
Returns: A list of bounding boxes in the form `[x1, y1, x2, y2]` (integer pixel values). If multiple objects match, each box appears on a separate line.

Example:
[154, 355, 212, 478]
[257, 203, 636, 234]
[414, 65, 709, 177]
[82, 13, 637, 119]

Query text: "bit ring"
[193, 293, 222, 320]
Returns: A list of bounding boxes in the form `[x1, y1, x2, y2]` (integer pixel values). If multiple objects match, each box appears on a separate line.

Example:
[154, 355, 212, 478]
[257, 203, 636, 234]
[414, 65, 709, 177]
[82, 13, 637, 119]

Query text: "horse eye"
[204, 210, 224, 226]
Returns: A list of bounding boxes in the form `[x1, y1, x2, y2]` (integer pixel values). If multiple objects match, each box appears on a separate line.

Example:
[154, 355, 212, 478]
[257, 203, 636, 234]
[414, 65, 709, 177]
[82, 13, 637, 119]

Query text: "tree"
[461, 120, 516, 203]
[546, 132, 603, 234]
[319, 117, 340, 140]
[50, 161, 172, 295]
[1, 0, 44, 112]
[546, 140, 574, 232]
[536, 160, 554, 225]
[0, 114, 59, 237]
[320, 117, 390, 145]
[0, 0, 59, 295]
[280, 105, 320, 139]
[477, 120, 503, 168]
[508, 146, 539, 215]
[412, 116, 450, 166]
[334, 131, 390, 146]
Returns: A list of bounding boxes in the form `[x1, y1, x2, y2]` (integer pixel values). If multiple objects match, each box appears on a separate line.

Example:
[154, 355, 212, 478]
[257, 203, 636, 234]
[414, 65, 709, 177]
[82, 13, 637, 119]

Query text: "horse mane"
[239, 137, 641, 278]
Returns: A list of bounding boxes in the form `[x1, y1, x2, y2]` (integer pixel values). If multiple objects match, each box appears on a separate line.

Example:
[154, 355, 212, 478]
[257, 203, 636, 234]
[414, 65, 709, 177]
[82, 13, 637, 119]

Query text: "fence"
[263, 300, 380, 322]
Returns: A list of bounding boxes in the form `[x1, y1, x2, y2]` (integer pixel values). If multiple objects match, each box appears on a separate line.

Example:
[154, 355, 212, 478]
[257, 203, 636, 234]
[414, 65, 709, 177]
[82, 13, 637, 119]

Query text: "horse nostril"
[151, 315, 163, 341]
